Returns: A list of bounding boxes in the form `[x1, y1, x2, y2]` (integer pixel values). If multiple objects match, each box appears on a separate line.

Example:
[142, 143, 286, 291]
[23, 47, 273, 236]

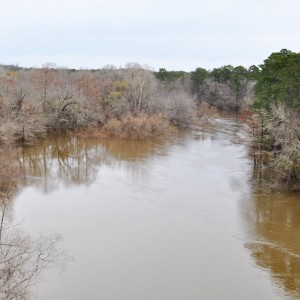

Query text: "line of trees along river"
[1, 49, 300, 189]
[0, 59, 256, 146]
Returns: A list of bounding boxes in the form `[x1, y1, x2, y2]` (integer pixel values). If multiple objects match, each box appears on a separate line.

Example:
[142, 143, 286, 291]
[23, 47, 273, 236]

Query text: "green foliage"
[231, 66, 249, 82]
[190, 67, 208, 96]
[210, 65, 250, 84]
[190, 67, 208, 86]
[113, 81, 128, 92]
[248, 65, 260, 80]
[252, 49, 300, 110]
[104, 81, 129, 118]
[154, 68, 186, 83]
[210, 65, 234, 83]
[209, 65, 249, 109]
[230, 66, 249, 101]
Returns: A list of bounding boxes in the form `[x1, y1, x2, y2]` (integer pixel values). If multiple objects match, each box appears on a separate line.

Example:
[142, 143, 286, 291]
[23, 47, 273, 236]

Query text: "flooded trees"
[268, 106, 300, 186]
[241, 105, 300, 189]
[0, 69, 47, 145]
[241, 50, 300, 189]
[0, 62, 234, 145]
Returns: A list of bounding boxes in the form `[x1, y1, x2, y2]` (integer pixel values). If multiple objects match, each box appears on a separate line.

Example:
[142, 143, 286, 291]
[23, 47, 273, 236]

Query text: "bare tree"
[268, 105, 300, 185]
[124, 63, 156, 115]
[74, 71, 113, 124]
[29, 64, 57, 113]
[238, 105, 300, 187]
[0, 195, 69, 300]
[46, 70, 89, 131]
[154, 86, 196, 127]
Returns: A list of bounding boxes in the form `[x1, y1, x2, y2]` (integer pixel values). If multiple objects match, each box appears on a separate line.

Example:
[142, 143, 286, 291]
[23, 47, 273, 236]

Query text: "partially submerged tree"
[268, 105, 300, 186]
[240, 49, 300, 188]
[0, 62, 230, 145]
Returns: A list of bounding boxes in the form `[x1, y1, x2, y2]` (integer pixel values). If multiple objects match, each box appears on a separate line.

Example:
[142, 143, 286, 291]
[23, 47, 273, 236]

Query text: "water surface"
[10, 116, 300, 299]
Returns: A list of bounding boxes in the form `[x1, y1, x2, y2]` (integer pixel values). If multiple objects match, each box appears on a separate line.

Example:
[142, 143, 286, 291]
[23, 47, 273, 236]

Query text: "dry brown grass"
[102, 113, 171, 139]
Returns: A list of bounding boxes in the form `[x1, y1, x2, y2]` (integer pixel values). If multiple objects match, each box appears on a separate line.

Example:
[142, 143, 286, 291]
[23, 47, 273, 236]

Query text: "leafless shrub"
[239, 105, 300, 188]
[16, 114, 47, 146]
[267, 105, 300, 186]
[0, 121, 19, 145]
[197, 102, 219, 120]
[0, 114, 47, 146]
[152, 86, 196, 127]
[103, 113, 169, 139]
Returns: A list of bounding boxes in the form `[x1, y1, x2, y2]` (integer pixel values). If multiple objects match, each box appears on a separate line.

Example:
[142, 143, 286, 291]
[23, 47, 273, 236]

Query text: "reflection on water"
[18, 136, 111, 190]
[17, 136, 171, 193]
[241, 186, 300, 299]
[1, 116, 299, 300]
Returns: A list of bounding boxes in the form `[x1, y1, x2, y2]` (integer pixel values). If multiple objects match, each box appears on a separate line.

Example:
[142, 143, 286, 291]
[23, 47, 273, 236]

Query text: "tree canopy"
[154, 68, 186, 82]
[252, 49, 300, 110]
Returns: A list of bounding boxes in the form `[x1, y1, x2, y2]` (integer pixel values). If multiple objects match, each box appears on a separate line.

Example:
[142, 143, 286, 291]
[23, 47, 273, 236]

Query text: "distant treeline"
[155, 64, 259, 83]
[2, 62, 259, 112]
[154, 65, 258, 110]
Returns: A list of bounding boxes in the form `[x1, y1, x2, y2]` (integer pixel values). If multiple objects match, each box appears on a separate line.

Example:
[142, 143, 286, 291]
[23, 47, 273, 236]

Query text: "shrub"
[197, 102, 219, 120]
[102, 113, 169, 139]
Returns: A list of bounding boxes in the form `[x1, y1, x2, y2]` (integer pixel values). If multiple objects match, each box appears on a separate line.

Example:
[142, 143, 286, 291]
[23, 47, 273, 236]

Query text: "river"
[7, 115, 300, 299]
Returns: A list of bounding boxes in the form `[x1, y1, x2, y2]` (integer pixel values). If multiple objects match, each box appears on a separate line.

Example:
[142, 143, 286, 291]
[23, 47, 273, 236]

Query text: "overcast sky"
[1, 0, 300, 71]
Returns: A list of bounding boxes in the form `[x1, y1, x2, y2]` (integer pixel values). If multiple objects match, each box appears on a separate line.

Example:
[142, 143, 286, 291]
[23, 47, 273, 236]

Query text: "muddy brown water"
[10, 116, 300, 299]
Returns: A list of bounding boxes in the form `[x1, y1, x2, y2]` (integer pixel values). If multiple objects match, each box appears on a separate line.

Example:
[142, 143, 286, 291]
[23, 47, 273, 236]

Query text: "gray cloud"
[1, 0, 300, 70]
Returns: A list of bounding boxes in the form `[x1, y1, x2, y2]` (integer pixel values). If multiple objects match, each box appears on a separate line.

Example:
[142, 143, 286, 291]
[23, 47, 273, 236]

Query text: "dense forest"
[0, 62, 257, 145]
